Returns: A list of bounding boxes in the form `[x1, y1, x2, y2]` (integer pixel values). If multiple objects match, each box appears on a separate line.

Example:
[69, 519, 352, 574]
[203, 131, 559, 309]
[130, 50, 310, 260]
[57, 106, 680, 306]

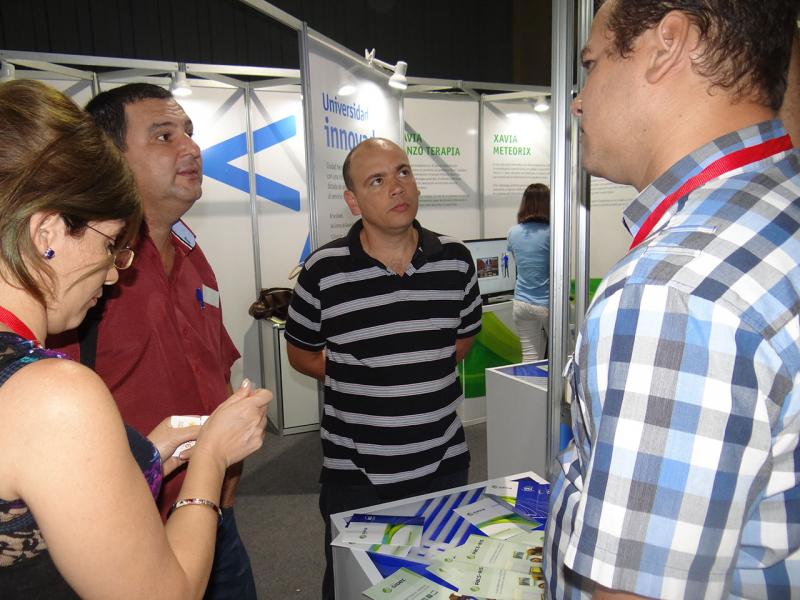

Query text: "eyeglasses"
[84, 223, 135, 270]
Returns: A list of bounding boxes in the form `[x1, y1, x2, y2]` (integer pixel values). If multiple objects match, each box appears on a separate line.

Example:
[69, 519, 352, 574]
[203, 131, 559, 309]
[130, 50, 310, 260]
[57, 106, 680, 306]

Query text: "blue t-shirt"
[506, 221, 549, 306]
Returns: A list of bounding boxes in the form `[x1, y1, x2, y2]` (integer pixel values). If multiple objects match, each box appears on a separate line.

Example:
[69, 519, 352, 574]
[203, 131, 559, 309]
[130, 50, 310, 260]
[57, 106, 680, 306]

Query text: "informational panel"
[482, 101, 551, 238]
[303, 31, 403, 247]
[588, 177, 638, 281]
[251, 88, 308, 288]
[404, 96, 480, 241]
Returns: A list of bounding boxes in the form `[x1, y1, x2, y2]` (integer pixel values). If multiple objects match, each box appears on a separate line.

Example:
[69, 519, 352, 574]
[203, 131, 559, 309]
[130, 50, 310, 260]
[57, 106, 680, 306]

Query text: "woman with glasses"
[0, 80, 270, 599]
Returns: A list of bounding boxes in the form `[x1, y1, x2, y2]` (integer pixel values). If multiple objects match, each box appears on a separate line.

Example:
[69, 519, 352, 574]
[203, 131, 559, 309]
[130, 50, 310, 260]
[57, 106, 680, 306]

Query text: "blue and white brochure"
[453, 498, 539, 540]
[484, 478, 550, 522]
[335, 514, 424, 547]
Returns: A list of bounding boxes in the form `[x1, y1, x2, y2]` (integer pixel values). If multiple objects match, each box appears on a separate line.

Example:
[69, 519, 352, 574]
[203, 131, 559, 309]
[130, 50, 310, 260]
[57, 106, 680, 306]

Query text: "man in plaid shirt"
[545, 1, 800, 598]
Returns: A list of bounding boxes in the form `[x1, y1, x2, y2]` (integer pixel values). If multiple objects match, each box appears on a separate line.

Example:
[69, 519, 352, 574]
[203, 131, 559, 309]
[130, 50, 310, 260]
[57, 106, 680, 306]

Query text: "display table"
[261, 321, 320, 435]
[485, 361, 550, 479]
[330, 471, 547, 599]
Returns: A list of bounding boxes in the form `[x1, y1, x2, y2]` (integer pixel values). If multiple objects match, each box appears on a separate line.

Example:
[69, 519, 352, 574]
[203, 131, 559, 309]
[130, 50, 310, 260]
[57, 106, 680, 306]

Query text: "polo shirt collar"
[622, 119, 788, 240]
[170, 220, 197, 256]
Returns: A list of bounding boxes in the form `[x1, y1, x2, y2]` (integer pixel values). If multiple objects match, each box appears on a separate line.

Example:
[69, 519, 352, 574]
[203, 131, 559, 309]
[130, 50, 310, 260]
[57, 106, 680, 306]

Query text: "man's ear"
[344, 189, 361, 216]
[645, 10, 698, 84]
[29, 212, 65, 255]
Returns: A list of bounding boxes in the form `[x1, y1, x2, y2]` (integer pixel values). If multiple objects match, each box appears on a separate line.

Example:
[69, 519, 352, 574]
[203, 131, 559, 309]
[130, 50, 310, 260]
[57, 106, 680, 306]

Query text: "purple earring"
[43, 248, 55, 260]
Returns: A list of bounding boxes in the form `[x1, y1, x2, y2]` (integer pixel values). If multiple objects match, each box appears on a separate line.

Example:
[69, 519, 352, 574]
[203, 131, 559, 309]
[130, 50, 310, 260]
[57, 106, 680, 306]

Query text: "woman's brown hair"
[0, 80, 142, 305]
[517, 183, 550, 224]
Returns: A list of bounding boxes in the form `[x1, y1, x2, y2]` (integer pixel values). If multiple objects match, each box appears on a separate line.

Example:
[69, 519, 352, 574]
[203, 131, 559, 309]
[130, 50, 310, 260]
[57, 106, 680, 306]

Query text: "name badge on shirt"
[201, 285, 220, 308]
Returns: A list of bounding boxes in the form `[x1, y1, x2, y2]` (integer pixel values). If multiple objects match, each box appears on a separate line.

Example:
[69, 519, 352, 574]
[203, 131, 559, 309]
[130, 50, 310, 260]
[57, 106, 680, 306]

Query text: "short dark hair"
[0, 80, 141, 306]
[85, 83, 173, 150]
[518, 183, 550, 224]
[596, 0, 799, 110]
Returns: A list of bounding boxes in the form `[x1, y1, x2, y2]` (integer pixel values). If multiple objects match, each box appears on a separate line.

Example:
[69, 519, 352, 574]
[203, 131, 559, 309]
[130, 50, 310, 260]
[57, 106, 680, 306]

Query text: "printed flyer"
[453, 498, 539, 540]
[505, 530, 545, 548]
[483, 478, 550, 522]
[437, 535, 543, 576]
[427, 562, 544, 600]
[334, 514, 424, 547]
[362, 568, 456, 599]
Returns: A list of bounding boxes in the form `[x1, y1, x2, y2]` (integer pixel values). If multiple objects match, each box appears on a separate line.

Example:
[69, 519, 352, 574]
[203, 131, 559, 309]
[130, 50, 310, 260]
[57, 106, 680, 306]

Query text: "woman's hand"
[147, 418, 201, 477]
[194, 379, 270, 469]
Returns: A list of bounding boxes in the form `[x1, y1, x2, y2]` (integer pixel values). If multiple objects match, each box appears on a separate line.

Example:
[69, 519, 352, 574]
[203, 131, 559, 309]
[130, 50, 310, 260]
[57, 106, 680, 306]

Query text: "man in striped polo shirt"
[285, 137, 482, 599]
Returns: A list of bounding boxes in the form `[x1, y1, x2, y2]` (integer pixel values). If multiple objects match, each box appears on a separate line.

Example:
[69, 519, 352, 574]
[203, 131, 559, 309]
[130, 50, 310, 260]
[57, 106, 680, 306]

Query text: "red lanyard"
[629, 134, 793, 250]
[0, 305, 40, 347]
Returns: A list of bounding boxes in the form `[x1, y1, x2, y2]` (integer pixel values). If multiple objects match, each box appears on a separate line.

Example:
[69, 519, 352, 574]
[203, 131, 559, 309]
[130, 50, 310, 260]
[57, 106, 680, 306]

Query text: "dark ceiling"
[0, 0, 552, 86]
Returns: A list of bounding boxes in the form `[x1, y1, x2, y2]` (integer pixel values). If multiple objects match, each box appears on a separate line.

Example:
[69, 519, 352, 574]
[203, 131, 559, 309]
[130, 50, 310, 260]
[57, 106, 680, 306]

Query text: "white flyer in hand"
[170, 415, 208, 458]
[362, 567, 454, 599]
[452, 498, 537, 540]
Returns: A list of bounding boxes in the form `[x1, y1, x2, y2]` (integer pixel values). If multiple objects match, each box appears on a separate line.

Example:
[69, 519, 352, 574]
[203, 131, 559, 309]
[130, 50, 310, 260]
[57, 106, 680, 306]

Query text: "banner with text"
[304, 32, 403, 247]
[482, 101, 551, 238]
[404, 96, 480, 241]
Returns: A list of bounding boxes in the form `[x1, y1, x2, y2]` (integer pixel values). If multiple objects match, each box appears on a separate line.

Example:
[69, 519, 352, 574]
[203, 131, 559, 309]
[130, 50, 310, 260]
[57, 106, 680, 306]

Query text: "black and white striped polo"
[285, 219, 482, 497]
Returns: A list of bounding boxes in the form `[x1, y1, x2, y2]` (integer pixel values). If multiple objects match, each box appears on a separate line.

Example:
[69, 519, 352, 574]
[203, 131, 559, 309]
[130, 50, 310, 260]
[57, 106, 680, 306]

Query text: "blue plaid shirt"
[545, 121, 800, 599]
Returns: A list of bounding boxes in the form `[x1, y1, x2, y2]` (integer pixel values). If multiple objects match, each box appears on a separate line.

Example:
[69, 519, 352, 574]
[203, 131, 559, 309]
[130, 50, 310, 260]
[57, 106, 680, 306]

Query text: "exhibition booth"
[0, 0, 631, 466]
[0, 2, 626, 594]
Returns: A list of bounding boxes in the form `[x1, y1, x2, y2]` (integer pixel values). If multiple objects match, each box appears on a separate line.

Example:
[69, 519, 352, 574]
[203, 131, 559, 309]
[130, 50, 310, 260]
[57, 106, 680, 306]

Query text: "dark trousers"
[319, 469, 469, 600]
[204, 507, 257, 600]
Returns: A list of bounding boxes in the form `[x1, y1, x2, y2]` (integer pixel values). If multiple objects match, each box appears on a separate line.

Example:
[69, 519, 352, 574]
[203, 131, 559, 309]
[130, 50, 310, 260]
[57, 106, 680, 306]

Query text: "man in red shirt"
[49, 83, 256, 599]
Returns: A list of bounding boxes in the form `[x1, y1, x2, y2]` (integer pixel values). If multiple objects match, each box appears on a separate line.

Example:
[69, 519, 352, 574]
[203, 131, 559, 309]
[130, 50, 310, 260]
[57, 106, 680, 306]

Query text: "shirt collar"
[170, 220, 197, 256]
[137, 219, 197, 257]
[622, 119, 789, 239]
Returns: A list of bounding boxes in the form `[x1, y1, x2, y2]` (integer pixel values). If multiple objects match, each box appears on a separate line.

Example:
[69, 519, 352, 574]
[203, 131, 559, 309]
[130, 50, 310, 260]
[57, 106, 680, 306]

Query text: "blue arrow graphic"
[202, 115, 301, 212]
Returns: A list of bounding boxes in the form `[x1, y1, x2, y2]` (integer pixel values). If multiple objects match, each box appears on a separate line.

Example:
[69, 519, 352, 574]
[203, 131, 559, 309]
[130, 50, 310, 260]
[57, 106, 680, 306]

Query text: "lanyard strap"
[0, 305, 40, 347]
[629, 134, 793, 250]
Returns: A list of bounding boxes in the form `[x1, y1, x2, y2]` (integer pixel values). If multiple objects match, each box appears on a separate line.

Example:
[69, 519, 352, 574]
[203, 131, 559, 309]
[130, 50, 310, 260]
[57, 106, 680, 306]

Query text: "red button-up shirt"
[51, 221, 239, 518]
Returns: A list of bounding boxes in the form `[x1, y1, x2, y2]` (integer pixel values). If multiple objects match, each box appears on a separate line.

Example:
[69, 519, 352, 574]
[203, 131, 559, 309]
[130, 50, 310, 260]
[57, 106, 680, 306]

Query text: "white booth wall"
[405, 96, 481, 241]
[482, 101, 551, 238]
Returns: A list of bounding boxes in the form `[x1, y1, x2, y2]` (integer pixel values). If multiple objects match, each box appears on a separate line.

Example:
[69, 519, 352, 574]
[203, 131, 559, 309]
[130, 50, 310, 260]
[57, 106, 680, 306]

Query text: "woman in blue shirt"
[506, 183, 550, 361]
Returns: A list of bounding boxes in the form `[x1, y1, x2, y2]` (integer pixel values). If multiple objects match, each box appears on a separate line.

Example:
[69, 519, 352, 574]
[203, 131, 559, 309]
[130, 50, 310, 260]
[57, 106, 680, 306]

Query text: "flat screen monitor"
[463, 238, 516, 303]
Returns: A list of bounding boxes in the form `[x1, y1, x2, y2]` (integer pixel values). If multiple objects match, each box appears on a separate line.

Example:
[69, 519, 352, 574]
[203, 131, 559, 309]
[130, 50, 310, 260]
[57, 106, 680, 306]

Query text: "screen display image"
[463, 238, 516, 303]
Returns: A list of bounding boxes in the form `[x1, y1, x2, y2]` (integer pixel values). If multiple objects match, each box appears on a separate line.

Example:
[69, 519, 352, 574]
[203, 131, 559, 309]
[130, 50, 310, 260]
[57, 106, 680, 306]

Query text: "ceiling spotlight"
[389, 61, 408, 90]
[170, 63, 192, 97]
[534, 96, 550, 112]
[365, 49, 408, 91]
[0, 60, 15, 83]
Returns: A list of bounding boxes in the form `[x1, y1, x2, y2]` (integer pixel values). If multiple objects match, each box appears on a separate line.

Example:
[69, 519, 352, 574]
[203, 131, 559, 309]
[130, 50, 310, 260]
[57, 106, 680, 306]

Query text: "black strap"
[76, 297, 105, 369]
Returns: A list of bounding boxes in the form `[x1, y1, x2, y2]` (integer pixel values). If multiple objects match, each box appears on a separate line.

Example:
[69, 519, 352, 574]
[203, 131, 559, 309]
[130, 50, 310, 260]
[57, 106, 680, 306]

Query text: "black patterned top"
[0, 333, 162, 597]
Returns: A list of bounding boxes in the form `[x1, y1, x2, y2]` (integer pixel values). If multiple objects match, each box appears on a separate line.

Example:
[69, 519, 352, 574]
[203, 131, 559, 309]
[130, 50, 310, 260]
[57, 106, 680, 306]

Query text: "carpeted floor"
[235, 421, 488, 599]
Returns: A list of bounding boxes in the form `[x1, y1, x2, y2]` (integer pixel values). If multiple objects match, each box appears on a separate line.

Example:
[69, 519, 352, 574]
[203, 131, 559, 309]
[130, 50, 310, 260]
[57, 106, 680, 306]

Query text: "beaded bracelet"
[168, 498, 223, 522]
